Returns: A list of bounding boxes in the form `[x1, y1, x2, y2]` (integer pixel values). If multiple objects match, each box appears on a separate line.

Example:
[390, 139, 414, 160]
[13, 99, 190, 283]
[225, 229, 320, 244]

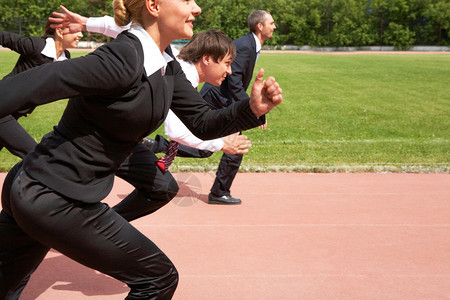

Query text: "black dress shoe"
[141, 137, 158, 152]
[208, 193, 242, 205]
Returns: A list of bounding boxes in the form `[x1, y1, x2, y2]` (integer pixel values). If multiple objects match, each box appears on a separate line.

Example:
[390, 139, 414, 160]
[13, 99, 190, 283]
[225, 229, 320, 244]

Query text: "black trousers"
[210, 153, 243, 197]
[0, 144, 180, 299]
[199, 87, 243, 197]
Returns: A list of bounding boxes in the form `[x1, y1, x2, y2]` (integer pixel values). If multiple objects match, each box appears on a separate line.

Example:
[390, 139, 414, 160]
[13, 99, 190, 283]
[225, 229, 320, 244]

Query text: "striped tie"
[156, 140, 179, 173]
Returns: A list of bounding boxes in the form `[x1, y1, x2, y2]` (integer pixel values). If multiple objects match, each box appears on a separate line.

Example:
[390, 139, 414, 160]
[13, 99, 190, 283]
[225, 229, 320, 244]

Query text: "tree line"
[1, 0, 449, 49]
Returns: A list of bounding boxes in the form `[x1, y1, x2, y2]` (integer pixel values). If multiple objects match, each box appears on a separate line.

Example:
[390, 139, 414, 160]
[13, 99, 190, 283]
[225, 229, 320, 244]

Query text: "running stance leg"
[6, 169, 178, 299]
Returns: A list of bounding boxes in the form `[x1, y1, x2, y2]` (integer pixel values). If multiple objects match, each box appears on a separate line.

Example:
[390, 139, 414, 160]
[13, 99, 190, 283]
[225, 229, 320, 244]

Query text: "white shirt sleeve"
[165, 110, 224, 152]
[86, 16, 130, 39]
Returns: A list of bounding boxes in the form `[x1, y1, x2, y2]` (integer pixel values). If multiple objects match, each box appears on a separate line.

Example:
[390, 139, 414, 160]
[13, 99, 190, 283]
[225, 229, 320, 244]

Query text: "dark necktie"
[156, 140, 179, 173]
[155, 84, 197, 173]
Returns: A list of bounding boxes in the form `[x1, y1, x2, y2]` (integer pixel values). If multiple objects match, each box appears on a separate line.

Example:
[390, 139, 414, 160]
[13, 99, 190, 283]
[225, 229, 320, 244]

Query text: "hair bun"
[113, 0, 132, 26]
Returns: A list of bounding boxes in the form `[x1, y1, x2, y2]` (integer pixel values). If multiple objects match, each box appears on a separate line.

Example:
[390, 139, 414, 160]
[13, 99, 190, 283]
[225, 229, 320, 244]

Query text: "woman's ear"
[55, 28, 64, 39]
[145, 0, 160, 17]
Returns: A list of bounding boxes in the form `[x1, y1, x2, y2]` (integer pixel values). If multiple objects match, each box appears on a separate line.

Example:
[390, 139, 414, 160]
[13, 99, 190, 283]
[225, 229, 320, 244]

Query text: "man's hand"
[259, 119, 268, 130]
[48, 5, 88, 33]
[221, 133, 252, 155]
[249, 68, 282, 118]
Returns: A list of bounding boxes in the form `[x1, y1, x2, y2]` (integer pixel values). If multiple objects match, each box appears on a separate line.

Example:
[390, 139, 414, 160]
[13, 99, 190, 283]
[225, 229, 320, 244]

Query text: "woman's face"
[158, 0, 201, 41]
[61, 28, 83, 49]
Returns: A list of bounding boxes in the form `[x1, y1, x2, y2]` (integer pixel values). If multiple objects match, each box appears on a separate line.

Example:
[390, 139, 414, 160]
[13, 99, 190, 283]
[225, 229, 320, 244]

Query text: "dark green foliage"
[0, 0, 112, 41]
[1, 0, 448, 47]
[193, 0, 449, 48]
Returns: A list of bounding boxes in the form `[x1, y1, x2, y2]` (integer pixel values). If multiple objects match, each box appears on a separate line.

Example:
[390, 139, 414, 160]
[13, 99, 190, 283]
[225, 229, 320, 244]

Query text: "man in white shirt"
[145, 32, 252, 161]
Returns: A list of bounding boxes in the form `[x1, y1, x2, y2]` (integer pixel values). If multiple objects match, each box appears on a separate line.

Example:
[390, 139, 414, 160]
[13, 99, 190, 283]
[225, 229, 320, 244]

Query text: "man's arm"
[170, 59, 281, 140]
[165, 110, 224, 152]
[165, 110, 251, 155]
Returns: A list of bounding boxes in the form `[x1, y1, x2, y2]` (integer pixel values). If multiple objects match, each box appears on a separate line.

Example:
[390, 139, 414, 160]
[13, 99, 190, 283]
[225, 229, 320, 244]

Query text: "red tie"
[156, 140, 179, 173]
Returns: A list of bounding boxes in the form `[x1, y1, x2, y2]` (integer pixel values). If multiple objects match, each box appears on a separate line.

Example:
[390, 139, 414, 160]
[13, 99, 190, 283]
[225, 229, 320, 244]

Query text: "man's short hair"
[247, 10, 270, 33]
[178, 30, 236, 64]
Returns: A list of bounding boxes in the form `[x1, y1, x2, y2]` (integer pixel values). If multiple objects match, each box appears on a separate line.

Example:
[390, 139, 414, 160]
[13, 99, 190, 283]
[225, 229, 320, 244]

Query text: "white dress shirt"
[86, 16, 130, 39]
[41, 37, 69, 61]
[252, 32, 262, 62]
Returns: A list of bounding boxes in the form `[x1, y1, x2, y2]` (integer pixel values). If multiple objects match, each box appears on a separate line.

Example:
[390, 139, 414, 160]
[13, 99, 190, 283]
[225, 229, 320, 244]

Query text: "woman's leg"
[10, 170, 178, 299]
[0, 162, 49, 299]
[0, 211, 50, 300]
[0, 115, 37, 159]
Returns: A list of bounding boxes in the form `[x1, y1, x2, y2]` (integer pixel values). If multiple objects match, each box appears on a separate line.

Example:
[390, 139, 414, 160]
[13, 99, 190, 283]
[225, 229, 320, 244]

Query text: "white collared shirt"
[86, 16, 130, 39]
[87, 18, 174, 75]
[177, 59, 199, 88]
[252, 32, 262, 62]
[41, 37, 68, 61]
[128, 25, 173, 76]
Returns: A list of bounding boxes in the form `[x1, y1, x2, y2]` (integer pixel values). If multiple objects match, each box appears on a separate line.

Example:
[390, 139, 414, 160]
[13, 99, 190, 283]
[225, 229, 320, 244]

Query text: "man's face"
[204, 52, 233, 86]
[261, 14, 276, 41]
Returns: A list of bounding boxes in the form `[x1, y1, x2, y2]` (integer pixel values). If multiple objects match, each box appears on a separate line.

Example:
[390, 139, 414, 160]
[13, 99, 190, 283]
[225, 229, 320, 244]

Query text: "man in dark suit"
[200, 10, 276, 205]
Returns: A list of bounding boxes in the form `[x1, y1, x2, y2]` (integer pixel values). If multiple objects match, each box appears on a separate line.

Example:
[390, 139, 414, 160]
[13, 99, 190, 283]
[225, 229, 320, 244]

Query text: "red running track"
[1, 172, 449, 299]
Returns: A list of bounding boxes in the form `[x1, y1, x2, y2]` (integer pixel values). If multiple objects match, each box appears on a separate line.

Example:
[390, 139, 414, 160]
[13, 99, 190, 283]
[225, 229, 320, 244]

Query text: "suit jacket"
[0, 31, 264, 203]
[200, 32, 257, 108]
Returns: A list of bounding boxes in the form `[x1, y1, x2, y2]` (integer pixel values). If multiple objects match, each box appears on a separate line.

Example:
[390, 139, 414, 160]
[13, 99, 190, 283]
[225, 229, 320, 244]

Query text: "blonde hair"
[113, 0, 146, 26]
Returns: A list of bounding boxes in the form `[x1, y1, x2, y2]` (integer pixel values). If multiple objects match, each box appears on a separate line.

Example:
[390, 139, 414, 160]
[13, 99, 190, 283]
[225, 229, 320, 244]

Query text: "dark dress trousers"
[0, 31, 264, 299]
[200, 32, 258, 196]
[0, 31, 71, 158]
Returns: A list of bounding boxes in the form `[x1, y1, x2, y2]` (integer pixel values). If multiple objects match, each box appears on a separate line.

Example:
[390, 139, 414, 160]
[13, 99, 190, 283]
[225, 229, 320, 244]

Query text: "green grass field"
[1, 50, 449, 172]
